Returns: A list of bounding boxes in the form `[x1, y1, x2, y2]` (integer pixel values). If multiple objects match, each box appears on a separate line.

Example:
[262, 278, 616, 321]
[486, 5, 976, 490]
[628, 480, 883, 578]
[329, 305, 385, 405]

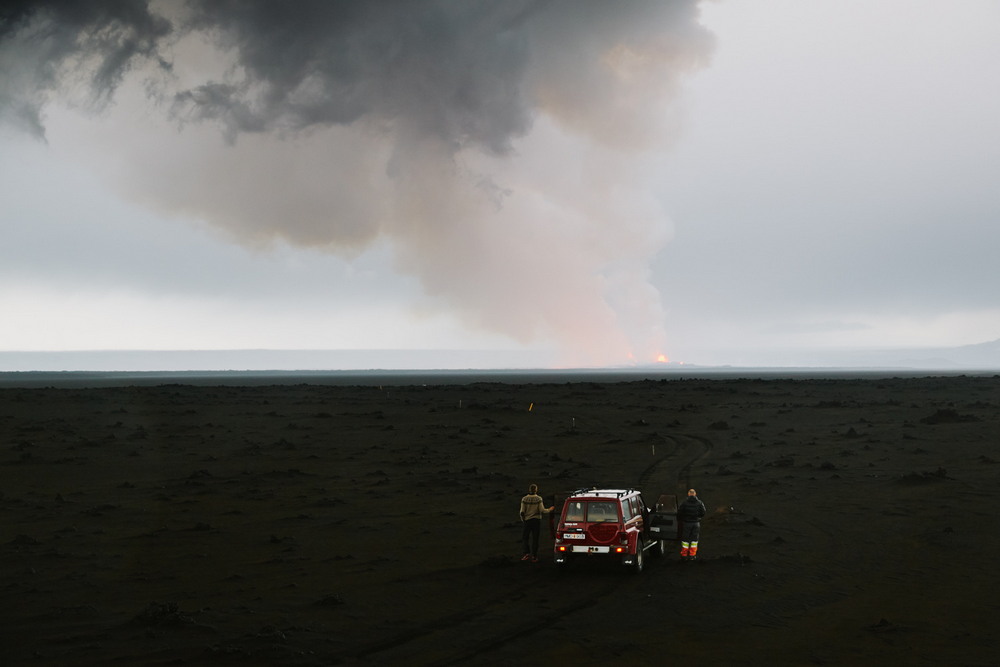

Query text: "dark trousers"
[522, 518, 541, 556]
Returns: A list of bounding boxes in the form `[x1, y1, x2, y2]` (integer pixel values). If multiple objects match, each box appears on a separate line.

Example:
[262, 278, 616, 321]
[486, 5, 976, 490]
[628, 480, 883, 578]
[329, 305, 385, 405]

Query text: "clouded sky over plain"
[2, 0, 999, 369]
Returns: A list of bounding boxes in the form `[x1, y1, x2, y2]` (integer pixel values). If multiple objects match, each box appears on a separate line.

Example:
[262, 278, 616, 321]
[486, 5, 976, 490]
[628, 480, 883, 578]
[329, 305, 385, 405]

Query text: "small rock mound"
[133, 601, 194, 627]
[896, 467, 950, 484]
[919, 409, 979, 425]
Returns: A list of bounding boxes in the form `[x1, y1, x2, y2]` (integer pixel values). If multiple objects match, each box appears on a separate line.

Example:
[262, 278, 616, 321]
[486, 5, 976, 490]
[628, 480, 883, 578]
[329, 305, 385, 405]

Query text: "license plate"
[564, 533, 584, 540]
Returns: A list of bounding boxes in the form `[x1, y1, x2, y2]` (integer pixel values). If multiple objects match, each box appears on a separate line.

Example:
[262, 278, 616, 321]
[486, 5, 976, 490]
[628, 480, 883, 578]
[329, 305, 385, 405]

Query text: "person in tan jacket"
[519, 483, 554, 562]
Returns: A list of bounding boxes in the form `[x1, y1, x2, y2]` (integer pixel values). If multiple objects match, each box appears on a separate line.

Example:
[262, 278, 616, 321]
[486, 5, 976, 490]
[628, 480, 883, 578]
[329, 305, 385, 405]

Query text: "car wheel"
[632, 539, 645, 574]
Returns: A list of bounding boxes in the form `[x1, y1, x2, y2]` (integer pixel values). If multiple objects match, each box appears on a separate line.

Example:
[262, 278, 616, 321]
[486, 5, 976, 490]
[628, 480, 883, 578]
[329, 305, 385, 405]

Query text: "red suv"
[553, 488, 677, 573]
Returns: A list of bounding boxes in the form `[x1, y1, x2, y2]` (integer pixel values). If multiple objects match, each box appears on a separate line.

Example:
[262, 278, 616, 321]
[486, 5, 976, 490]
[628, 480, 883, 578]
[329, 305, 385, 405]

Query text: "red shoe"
[530, 556, 539, 563]
[521, 554, 532, 561]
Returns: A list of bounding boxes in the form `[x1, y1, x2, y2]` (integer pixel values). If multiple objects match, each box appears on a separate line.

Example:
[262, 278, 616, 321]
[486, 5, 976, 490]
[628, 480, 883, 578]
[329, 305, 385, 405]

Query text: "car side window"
[633, 496, 644, 518]
[621, 498, 633, 521]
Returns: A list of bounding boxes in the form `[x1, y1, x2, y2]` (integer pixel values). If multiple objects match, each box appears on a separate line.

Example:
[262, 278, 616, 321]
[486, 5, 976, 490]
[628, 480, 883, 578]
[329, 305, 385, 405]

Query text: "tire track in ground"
[639, 433, 712, 493]
[335, 565, 622, 665]
[429, 576, 624, 666]
[344, 581, 536, 660]
[677, 433, 713, 490]
[341, 433, 713, 666]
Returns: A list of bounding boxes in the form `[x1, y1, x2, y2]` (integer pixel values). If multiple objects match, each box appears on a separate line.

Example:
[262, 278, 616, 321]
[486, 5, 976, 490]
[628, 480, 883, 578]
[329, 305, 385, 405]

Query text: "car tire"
[631, 539, 645, 574]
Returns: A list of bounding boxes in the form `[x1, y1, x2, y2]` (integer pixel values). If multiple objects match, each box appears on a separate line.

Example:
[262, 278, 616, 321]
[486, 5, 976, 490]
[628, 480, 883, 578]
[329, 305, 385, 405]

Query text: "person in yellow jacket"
[519, 483, 554, 562]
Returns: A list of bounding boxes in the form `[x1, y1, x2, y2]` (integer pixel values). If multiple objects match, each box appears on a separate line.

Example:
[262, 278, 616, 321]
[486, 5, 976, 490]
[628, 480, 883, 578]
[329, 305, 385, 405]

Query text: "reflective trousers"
[680, 521, 701, 558]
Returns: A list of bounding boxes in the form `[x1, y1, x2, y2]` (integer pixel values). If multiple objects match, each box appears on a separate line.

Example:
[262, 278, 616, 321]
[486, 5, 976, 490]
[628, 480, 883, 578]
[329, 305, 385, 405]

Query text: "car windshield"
[564, 501, 586, 522]
[586, 501, 618, 522]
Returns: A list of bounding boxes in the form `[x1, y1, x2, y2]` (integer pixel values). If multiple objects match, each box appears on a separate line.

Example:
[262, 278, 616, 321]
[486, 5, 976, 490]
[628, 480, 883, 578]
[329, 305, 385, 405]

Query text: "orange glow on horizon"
[656, 354, 669, 363]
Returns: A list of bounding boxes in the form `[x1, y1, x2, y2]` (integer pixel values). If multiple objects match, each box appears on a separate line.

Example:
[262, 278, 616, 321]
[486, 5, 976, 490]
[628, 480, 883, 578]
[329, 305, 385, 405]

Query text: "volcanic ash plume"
[0, 0, 714, 365]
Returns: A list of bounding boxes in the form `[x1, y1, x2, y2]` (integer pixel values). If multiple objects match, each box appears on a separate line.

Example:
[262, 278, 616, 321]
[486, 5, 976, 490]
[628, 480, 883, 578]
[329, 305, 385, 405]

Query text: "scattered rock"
[82, 504, 118, 516]
[919, 409, 979, 425]
[205, 644, 250, 657]
[897, 468, 950, 484]
[133, 602, 195, 627]
[253, 625, 287, 642]
[718, 552, 753, 565]
[867, 617, 906, 633]
[317, 594, 345, 606]
[481, 555, 514, 568]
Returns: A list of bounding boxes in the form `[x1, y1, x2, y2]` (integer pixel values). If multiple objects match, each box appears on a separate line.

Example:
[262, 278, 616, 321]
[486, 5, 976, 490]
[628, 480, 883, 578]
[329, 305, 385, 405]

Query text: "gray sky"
[2, 0, 999, 369]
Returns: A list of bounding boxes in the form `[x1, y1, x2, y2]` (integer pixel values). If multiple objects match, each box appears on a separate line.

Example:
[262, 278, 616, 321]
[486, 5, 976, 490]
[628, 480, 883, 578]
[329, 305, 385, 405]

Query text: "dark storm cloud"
[2, 0, 707, 149]
[0, 0, 171, 136]
[173, 0, 537, 151]
[1, 0, 540, 148]
[0, 0, 713, 364]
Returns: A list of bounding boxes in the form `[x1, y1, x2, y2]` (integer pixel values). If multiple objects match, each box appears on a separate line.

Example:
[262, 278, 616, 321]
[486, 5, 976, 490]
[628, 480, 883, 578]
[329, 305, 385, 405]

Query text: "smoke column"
[0, 0, 714, 365]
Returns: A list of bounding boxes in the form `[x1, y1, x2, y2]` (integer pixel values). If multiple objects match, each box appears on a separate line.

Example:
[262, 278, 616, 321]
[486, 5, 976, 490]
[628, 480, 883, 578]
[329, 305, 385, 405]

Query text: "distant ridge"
[0, 349, 559, 373]
[0, 340, 998, 373]
[831, 338, 1000, 370]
